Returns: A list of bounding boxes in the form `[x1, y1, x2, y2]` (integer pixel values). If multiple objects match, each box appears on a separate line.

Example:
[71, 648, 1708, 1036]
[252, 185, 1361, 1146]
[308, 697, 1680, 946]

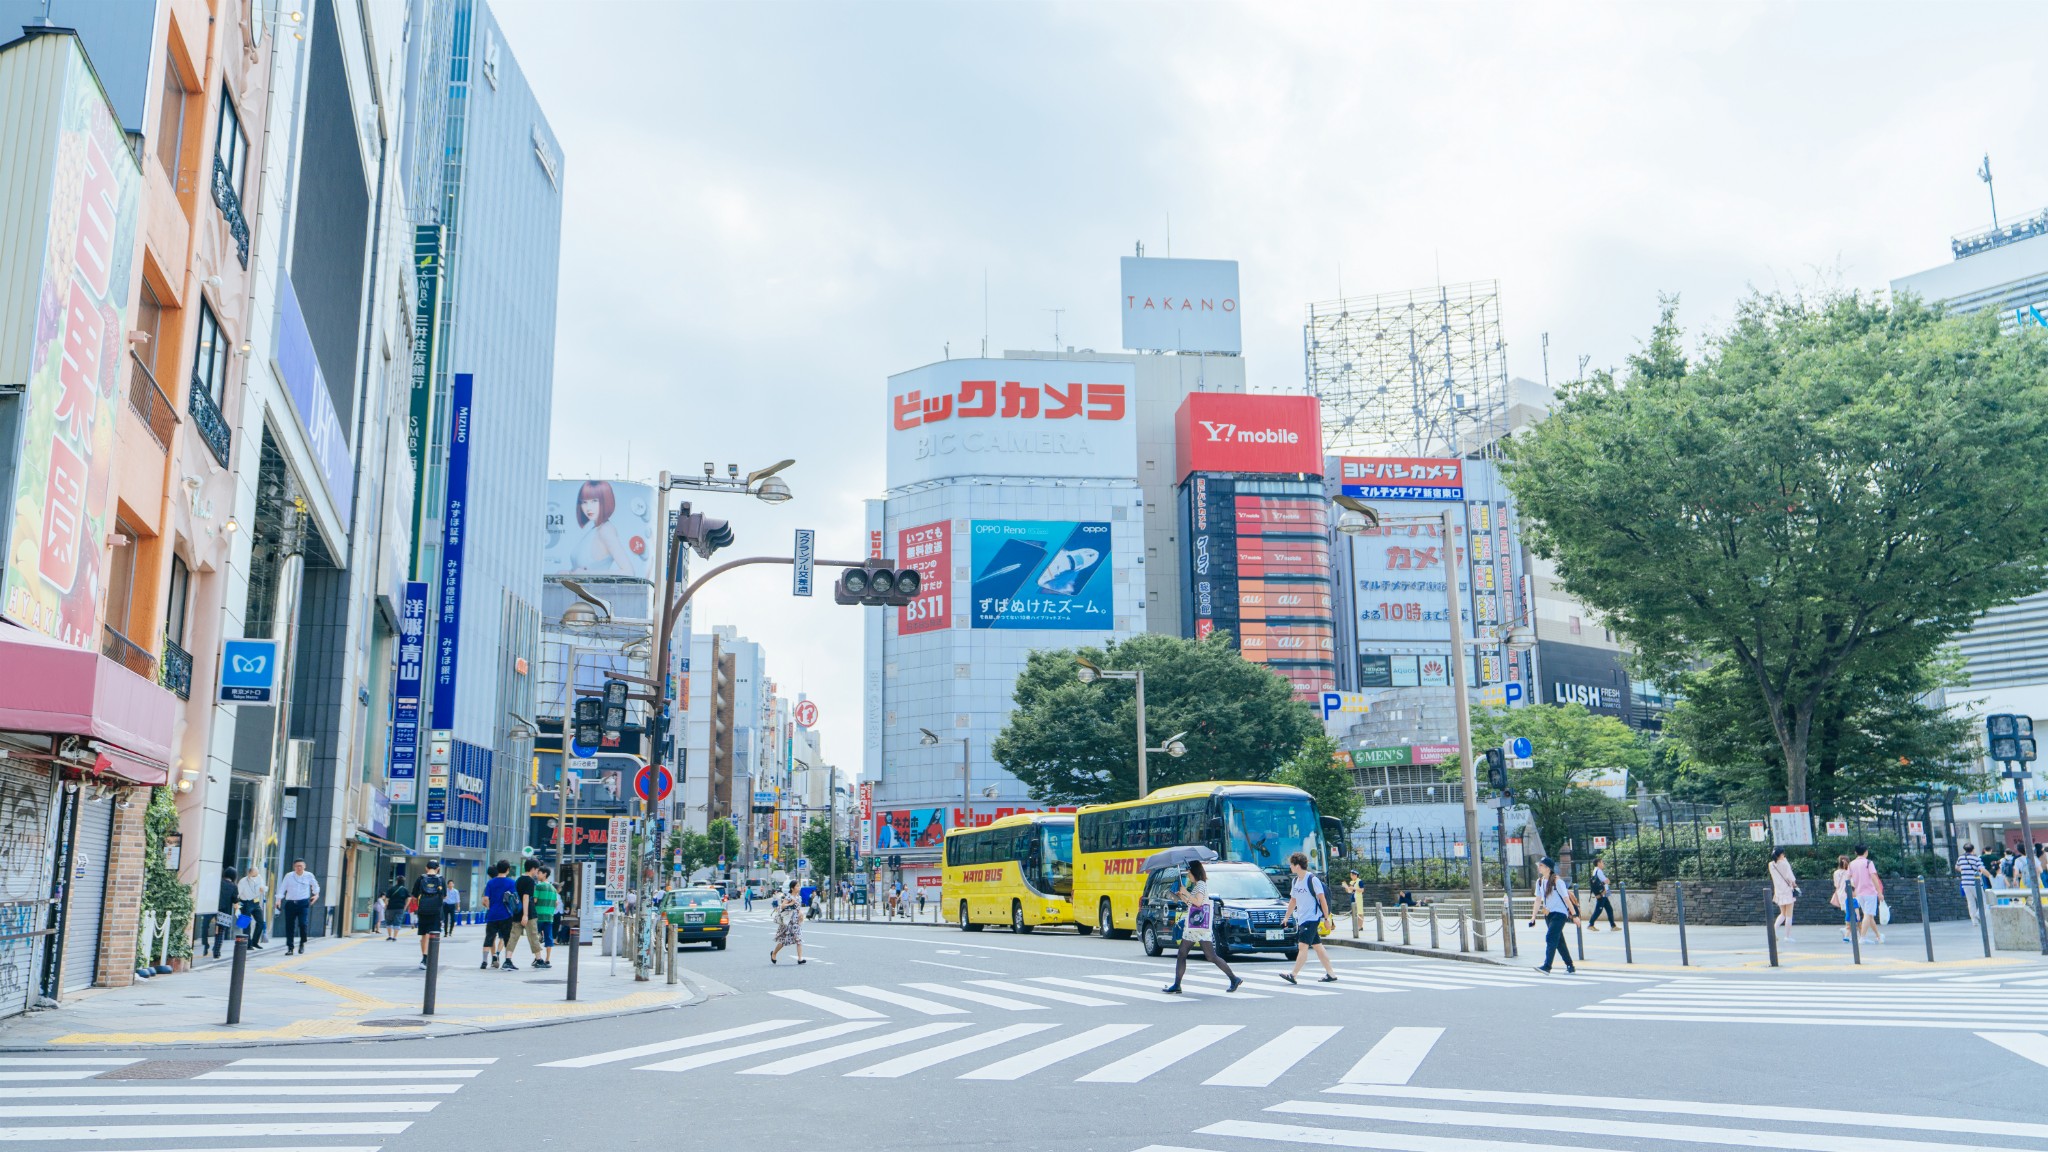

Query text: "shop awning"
[0, 622, 176, 782]
[353, 831, 413, 855]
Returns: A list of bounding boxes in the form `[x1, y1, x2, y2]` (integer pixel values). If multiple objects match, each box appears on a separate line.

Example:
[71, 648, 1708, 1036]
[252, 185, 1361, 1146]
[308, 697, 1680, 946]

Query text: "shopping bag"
[1877, 899, 1892, 926]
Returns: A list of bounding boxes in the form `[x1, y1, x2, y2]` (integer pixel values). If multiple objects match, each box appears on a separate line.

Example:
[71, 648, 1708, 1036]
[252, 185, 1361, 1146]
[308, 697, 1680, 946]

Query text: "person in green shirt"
[533, 865, 562, 968]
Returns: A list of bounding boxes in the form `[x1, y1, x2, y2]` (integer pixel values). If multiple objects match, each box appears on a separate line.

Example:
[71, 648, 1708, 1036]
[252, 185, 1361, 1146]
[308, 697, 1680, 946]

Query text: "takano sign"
[1120, 257, 1242, 354]
[886, 358, 1138, 487]
[1174, 393, 1323, 480]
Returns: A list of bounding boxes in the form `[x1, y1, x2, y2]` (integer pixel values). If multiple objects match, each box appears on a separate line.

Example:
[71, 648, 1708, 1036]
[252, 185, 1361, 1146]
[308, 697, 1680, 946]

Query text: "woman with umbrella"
[1143, 847, 1242, 995]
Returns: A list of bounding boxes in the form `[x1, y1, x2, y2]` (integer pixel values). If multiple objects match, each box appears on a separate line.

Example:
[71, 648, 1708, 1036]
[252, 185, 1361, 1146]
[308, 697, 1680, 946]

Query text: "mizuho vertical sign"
[431, 374, 474, 730]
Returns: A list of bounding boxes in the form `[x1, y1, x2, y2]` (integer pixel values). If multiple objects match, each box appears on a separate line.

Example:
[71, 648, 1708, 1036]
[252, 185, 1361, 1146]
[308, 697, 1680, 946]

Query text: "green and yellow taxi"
[661, 886, 730, 950]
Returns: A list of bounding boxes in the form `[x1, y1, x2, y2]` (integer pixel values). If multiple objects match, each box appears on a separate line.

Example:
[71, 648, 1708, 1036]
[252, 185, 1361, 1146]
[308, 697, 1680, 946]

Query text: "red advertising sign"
[897, 521, 951, 635]
[1174, 393, 1324, 481]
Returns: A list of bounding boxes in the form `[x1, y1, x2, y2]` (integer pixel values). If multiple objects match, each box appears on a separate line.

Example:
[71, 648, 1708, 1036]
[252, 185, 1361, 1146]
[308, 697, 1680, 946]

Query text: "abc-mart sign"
[1174, 393, 1324, 480]
[885, 357, 1137, 487]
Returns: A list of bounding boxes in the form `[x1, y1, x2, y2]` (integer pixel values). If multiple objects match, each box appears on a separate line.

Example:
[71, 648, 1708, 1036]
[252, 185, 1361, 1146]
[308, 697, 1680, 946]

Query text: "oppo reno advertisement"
[969, 520, 1113, 630]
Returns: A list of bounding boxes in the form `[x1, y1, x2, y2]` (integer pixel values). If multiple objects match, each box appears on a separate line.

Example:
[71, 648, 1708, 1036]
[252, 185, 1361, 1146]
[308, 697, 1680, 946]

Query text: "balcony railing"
[125, 354, 177, 450]
[101, 626, 157, 681]
[159, 636, 193, 700]
[188, 373, 231, 467]
[210, 155, 250, 268]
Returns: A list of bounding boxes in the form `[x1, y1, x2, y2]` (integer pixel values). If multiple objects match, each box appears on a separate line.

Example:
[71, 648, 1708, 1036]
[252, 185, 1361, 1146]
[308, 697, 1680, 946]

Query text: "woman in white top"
[1767, 847, 1799, 943]
[1529, 857, 1579, 974]
[1830, 855, 1854, 941]
[1162, 860, 1242, 994]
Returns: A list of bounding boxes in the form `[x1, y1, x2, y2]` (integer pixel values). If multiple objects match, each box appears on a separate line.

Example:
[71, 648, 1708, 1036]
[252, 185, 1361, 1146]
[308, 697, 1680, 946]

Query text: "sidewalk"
[1344, 909, 2048, 973]
[0, 930, 711, 1050]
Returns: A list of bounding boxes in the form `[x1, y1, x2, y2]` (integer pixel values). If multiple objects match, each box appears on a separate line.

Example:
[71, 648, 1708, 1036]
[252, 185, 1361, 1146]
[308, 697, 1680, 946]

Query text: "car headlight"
[1224, 908, 1250, 923]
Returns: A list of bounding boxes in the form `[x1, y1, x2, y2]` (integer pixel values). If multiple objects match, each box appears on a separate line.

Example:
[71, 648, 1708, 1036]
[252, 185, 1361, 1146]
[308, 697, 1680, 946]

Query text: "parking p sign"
[218, 639, 280, 704]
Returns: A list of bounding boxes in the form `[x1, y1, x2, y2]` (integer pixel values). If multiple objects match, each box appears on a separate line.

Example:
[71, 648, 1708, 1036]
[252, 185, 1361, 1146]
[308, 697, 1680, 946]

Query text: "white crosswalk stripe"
[1133, 1081, 2046, 1152]
[844, 1023, 1059, 1078]
[1202, 1026, 1342, 1087]
[967, 979, 1122, 1007]
[835, 984, 971, 1015]
[636, 1022, 882, 1072]
[957, 1024, 1152, 1081]
[737, 1022, 968, 1075]
[1562, 977, 2048, 1030]
[1086, 973, 1270, 999]
[1078, 1025, 1244, 1083]
[767, 989, 888, 1019]
[0, 1054, 489, 1151]
[540, 1019, 807, 1068]
[900, 982, 1049, 1011]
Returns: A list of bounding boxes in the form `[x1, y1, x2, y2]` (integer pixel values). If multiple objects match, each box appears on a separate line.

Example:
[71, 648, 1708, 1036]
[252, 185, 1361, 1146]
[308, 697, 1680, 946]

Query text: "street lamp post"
[920, 728, 973, 824]
[1336, 496, 1489, 950]
[1073, 659, 1186, 799]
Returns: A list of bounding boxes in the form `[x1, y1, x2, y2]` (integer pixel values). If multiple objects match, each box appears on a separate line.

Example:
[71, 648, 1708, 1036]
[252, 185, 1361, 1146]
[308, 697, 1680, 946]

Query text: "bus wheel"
[961, 901, 984, 932]
[1012, 901, 1033, 934]
[1101, 899, 1130, 940]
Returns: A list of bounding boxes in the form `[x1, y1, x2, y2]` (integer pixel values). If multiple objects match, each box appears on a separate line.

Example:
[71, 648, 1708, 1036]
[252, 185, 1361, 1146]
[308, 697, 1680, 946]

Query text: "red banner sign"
[1174, 393, 1324, 481]
[897, 521, 951, 635]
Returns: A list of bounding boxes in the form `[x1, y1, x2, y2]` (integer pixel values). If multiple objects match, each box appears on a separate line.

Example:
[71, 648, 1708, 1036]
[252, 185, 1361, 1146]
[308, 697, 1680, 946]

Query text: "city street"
[5, 915, 2046, 1152]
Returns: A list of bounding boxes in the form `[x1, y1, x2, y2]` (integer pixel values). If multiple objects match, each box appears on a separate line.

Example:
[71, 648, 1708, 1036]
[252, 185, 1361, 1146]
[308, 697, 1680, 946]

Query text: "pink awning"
[0, 622, 176, 782]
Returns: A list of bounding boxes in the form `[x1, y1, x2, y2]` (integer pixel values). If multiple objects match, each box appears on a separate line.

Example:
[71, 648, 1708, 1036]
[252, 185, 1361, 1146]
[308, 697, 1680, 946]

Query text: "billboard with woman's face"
[544, 479, 655, 578]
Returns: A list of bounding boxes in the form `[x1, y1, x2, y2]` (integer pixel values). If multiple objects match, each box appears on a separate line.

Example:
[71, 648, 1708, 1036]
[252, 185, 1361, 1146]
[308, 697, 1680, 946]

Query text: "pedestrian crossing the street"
[0, 1054, 491, 1151]
[543, 1017, 1429, 1087]
[1561, 976, 2048, 1030]
[1123, 1081, 2048, 1152]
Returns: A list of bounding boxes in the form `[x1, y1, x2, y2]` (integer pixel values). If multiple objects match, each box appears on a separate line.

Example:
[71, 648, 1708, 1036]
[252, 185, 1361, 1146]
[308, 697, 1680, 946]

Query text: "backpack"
[416, 874, 446, 905]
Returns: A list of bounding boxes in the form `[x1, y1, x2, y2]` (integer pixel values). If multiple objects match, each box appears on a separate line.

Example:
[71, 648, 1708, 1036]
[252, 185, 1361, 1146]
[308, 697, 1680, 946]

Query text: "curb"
[0, 952, 729, 1053]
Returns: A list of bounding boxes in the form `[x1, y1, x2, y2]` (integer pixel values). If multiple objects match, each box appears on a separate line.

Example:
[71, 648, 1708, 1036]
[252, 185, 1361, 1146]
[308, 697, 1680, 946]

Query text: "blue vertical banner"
[387, 581, 429, 802]
[431, 373, 474, 730]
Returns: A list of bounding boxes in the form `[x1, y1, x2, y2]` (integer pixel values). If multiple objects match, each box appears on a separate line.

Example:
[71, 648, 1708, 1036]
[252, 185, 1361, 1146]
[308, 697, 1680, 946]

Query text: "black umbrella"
[1141, 846, 1219, 872]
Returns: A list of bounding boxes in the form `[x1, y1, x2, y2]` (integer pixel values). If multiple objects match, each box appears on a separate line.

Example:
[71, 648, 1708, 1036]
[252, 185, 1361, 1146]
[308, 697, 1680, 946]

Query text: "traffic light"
[674, 508, 734, 560]
[572, 696, 603, 750]
[834, 561, 920, 607]
[1484, 747, 1509, 792]
[602, 679, 629, 739]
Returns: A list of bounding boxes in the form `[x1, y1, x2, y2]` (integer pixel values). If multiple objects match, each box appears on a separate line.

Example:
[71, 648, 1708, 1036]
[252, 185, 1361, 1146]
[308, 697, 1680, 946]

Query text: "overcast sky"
[492, 0, 2048, 776]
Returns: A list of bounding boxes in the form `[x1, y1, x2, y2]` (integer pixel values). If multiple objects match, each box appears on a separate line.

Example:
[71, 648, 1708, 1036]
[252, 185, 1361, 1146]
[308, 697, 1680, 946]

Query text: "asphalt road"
[8, 911, 2047, 1152]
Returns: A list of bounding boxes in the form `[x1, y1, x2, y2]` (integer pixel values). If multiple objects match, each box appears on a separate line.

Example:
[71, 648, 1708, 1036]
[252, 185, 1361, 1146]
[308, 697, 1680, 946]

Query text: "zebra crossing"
[1127, 1081, 2048, 1152]
[541, 1016, 1448, 1087]
[0, 1053, 490, 1149]
[1882, 967, 2048, 989]
[1560, 975, 2048, 1030]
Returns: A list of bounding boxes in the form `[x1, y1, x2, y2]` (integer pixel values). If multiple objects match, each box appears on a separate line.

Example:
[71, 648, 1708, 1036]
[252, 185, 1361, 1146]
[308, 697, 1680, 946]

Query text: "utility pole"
[1133, 669, 1147, 800]
[1443, 504, 1488, 950]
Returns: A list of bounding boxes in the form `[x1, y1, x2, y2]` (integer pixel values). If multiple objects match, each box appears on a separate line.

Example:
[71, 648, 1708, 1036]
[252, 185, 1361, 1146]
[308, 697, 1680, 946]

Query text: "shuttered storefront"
[0, 758, 56, 1018]
[60, 793, 114, 994]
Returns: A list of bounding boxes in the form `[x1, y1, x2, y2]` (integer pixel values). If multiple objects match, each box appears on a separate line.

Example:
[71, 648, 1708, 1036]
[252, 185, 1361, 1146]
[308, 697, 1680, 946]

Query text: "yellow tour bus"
[1074, 781, 1331, 938]
[941, 812, 1077, 933]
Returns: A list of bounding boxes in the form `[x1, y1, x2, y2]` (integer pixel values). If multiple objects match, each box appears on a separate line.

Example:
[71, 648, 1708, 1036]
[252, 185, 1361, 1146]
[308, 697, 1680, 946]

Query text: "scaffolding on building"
[1304, 280, 1512, 459]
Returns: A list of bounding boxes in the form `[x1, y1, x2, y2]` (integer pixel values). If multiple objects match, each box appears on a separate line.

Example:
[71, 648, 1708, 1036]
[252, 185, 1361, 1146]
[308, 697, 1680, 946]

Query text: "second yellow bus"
[941, 812, 1077, 933]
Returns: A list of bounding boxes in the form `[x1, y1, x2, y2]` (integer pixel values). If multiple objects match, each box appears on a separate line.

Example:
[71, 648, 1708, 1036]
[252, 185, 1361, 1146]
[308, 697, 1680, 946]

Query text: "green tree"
[137, 787, 192, 962]
[705, 818, 741, 870]
[1660, 651, 1978, 813]
[1447, 704, 1642, 852]
[1272, 734, 1364, 836]
[993, 632, 1320, 806]
[1506, 293, 2048, 805]
[800, 818, 851, 871]
[669, 829, 710, 876]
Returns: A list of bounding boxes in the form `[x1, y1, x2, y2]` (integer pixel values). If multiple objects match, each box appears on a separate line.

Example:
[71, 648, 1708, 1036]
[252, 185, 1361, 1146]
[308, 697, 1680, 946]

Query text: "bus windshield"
[1039, 825, 1074, 895]
[1224, 796, 1324, 880]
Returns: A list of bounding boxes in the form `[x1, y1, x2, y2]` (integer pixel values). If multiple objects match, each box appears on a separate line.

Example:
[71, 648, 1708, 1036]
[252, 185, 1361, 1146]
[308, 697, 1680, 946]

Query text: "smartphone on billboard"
[1036, 523, 1109, 597]
[973, 538, 1047, 622]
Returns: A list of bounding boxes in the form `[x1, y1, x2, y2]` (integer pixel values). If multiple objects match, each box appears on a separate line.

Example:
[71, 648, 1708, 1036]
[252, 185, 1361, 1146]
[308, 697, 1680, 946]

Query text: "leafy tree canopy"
[1505, 293, 2048, 804]
[1273, 734, 1365, 837]
[993, 632, 1320, 806]
[1445, 704, 1642, 853]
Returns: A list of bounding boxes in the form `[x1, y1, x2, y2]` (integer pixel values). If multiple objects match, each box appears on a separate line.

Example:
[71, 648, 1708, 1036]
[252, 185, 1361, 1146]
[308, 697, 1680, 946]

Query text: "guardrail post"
[1675, 882, 1690, 967]
[422, 932, 440, 1015]
[1399, 905, 1411, 945]
[564, 916, 580, 1001]
[1374, 903, 1385, 942]
[1918, 878, 1934, 963]
[667, 922, 680, 985]
[1765, 896, 1779, 968]
[1457, 907, 1469, 953]
[1617, 882, 1633, 964]
[224, 932, 248, 1024]
[1847, 896, 1862, 966]
[1975, 883, 1993, 958]
[1428, 903, 1440, 949]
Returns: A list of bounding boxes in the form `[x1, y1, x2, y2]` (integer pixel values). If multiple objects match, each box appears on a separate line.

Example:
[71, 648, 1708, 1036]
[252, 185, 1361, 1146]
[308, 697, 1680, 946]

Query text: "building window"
[165, 555, 190, 647]
[214, 86, 247, 195]
[1568, 615, 1582, 635]
[105, 520, 140, 640]
[157, 58, 188, 183]
[193, 300, 226, 401]
[134, 285, 165, 377]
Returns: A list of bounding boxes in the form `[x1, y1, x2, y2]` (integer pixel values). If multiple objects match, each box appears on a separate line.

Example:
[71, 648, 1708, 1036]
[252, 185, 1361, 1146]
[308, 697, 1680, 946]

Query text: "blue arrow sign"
[1510, 736, 1533, 759]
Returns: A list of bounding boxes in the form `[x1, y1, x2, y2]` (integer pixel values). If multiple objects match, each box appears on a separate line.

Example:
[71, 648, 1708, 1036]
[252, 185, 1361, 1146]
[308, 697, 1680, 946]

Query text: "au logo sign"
[219, 639, 280, 704]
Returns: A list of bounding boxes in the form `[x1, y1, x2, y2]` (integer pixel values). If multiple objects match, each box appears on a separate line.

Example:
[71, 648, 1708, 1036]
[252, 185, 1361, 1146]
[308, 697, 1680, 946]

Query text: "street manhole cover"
[524, 978, 566, 985]
[97, 1060, 229, 1080]
[360, 1017, 430, 1028]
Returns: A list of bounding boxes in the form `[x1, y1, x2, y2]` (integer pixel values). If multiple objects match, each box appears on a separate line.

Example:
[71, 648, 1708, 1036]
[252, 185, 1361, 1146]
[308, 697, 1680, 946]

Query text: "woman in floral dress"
[770, 879, 806, 965]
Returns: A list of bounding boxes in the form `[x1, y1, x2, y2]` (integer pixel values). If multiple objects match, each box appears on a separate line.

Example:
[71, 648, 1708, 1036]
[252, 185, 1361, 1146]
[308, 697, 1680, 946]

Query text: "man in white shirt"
[276, 859, 321, 956]
[235, 869, 268, 949]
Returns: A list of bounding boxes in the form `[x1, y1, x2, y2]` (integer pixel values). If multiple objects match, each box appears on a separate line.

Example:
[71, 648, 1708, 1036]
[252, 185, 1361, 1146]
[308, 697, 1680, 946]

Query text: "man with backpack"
[1281, 852, 1338, 985]
[383, 873, 409, 941]
[410, 861, 449, 968]
[482, 861, 520, 970]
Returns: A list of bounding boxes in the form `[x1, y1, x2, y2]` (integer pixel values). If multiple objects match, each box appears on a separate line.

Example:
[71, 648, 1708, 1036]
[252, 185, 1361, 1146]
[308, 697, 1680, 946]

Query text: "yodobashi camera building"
[862, 357, 1147, 871]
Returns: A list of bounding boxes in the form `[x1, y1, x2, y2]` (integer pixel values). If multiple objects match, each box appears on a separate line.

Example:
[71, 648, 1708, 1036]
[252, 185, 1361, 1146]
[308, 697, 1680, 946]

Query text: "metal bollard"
[667, 923, 679, 985]
[1975, 883, 1993, 958]
[1918, 878, 1934, 963]
[422, 933, 440, 1015]
[1765, 896, 1780, 968]
[1617, 883, 1633, 964]
[1675, 882, 1690, 967]
[1428, 903, 1440, 949]
[1847, 897, 1863, 965]
[1400, 905, 1411, 945]
[1375, 903, 1385, 943]
[225, 933, 249, 1024]
[1457, 907, 1469, 953]
[564, 916, 580, 1001]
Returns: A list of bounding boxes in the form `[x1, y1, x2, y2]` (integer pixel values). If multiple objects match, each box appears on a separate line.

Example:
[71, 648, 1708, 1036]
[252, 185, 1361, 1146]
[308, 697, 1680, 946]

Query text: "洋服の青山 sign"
[887, 358, 1138, 487]
[1174, 393, 1324, 480]
[1338, 458, 1464, 501]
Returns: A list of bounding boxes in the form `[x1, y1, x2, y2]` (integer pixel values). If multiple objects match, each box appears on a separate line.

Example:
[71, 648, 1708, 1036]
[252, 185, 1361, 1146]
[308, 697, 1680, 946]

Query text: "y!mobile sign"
[897, 521, 951, 635]
[1175, 393, 1323, 481]
[886, 358, 1138, 487]
[1120, 257, 1242, 354]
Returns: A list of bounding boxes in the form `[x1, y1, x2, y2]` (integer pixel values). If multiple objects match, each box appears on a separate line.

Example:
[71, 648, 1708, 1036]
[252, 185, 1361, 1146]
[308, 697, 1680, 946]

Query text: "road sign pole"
[2012, 767, 2048, 955]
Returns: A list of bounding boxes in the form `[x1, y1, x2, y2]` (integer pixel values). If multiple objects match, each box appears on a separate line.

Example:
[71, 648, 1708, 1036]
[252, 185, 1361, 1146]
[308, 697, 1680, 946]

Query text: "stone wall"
[1648, 876, 1967, 926]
